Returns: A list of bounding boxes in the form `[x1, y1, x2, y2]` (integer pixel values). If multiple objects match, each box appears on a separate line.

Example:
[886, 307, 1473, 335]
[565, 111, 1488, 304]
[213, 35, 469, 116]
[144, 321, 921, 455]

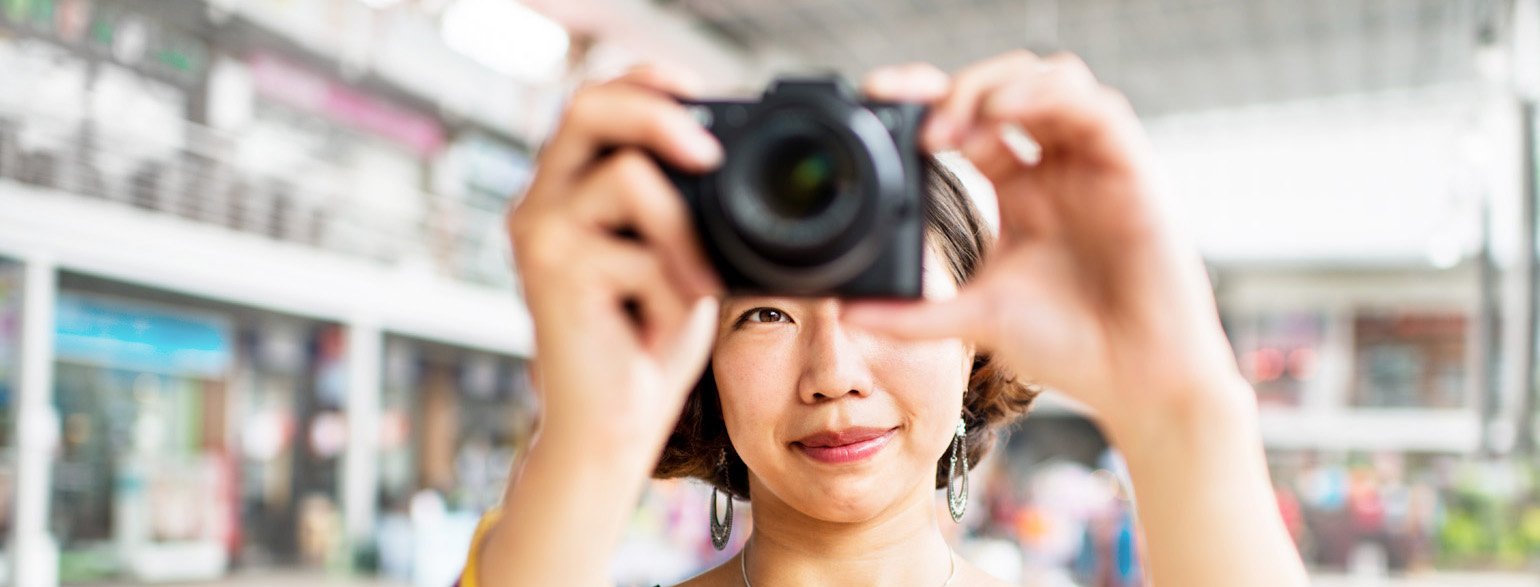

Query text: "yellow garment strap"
[458, 506, 505, 587]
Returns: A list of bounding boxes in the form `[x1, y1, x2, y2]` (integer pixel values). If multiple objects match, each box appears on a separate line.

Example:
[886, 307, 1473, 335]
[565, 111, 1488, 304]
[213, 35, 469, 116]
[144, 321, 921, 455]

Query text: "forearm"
[476, 427, 659, 587]
[1109, 377, 1308, 587]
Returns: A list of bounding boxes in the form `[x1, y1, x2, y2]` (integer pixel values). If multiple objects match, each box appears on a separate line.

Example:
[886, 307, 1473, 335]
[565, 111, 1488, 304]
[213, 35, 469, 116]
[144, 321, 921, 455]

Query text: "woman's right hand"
[508, 65, 724, 453]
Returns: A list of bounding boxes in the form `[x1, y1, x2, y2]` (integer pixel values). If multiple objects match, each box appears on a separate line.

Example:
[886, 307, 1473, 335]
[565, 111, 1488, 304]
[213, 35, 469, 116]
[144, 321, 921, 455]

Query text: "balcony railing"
[0, 102, 516, 290]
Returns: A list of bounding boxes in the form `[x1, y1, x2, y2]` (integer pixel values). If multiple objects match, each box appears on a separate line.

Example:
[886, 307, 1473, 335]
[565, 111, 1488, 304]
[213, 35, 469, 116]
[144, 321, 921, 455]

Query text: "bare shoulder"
[668, 555, 742, 587]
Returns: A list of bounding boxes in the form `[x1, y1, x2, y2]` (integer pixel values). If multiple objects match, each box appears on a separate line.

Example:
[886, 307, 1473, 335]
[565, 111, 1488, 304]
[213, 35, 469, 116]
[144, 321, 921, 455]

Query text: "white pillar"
[342, 319, 382, 552]
[12, 258, 58, 587]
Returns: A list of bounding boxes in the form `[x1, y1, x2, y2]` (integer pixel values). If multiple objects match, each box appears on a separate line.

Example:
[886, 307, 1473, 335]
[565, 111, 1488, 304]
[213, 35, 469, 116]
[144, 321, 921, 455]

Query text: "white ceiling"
[664, 0, 1489, 116]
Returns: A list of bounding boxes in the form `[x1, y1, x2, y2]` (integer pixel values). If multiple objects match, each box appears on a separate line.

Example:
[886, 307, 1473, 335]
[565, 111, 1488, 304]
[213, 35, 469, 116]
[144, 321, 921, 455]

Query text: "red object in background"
[1275, 485, 1305, 545]
[1247, 347, 1287, 382]
[214, 450, 242, 558]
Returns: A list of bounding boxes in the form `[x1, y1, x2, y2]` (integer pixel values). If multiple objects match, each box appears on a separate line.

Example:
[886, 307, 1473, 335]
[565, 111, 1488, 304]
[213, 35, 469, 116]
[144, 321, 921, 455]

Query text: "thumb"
[842, 292, 989, 343]
[660, 295, 721, 391]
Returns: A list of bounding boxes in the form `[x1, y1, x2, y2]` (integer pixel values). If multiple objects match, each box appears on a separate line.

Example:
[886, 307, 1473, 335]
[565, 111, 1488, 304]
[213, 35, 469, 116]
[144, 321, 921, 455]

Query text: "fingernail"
[1000, 123, 1042, 166]
[688, 131, 723, 166]
[865, 70, 897, 96]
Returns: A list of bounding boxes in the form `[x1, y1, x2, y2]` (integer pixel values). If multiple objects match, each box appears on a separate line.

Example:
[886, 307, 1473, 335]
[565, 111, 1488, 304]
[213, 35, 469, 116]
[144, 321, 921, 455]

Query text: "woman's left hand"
[846, 52, 1245, 446]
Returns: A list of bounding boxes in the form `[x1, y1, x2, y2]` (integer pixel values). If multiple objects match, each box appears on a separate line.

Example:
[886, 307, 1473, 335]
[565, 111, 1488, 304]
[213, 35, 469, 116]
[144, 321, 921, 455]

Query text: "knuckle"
[515, 228, 567, 274]
[563, 84, 610, 127]
[505, 196, 541, 242]
[608, 149, 659, 185]
[1046, 51, 1089, 70]
[1096, 86, 1136, 115]
[1001, 49, 1041, 68]
[642, 108, 686, 145]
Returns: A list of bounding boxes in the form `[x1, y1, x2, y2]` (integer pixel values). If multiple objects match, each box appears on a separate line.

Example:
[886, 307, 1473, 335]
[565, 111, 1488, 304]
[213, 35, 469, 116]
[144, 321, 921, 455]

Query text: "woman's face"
[712, 247, 973, 523]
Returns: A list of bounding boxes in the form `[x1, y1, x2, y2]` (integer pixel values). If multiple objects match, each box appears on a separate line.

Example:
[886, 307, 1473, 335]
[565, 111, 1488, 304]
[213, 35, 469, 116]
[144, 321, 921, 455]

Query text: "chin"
[788, 471, 907, 523]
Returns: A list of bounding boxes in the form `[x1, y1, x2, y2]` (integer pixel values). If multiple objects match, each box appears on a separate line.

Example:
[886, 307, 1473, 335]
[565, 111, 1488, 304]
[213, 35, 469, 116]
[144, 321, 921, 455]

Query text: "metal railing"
[0, 103, 516, 290]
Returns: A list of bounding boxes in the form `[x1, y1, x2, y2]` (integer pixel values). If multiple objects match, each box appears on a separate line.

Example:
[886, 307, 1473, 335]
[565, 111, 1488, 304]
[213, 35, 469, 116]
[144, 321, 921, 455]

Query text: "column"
[342, 319, 383, 553]
[12, 257, 58, 587]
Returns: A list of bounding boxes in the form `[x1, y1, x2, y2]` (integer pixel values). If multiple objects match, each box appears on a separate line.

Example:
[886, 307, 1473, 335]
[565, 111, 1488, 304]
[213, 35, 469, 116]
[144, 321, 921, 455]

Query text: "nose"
[796, 309, 876, 404]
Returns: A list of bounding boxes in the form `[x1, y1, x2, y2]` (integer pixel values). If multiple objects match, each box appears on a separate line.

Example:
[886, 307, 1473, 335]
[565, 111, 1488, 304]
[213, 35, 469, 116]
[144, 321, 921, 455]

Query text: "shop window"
[1223, 311, 1325, 407]
[1350, 312, 1467, 408]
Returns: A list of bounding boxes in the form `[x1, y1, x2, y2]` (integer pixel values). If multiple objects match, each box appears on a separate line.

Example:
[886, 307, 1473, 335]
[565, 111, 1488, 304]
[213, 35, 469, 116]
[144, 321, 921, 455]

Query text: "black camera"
[666, 76, 928, 298]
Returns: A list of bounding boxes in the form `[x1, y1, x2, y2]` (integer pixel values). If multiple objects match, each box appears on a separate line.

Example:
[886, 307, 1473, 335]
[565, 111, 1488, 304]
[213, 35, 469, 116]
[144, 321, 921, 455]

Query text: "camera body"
[666, 76, 928, 298]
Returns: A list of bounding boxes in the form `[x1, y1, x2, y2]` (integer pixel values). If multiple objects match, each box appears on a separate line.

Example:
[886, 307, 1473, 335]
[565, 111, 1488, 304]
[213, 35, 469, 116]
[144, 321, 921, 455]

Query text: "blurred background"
[0, 0, 1537, 586]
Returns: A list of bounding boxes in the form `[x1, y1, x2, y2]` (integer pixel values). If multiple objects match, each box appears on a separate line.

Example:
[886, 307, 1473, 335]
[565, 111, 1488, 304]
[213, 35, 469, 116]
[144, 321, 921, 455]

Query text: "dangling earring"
[946, 413, 969, 522]
[709, 447, 734, 550]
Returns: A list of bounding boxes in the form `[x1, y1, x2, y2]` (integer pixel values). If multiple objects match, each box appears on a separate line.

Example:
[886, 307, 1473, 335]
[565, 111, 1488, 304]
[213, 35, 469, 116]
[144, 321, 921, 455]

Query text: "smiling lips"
[793, 426, 898, 464]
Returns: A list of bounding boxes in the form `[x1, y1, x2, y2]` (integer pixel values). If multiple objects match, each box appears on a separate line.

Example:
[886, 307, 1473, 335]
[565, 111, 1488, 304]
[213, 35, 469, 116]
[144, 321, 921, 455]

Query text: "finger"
[926, 51, 1099, 152]
[861, 62, 951, 104]
[923, 50, 1042, 150]
[569, 149, 722, 296]
[581, 238, 694, 348]
[538, 81, 722, 186]
[979, 77, 1139, 161]
[841, 290, 991, 344]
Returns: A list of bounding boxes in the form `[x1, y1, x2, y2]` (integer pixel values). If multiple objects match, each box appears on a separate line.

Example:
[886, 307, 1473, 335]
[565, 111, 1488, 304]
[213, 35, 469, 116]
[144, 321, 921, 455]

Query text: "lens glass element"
[757, 135, 852, 219]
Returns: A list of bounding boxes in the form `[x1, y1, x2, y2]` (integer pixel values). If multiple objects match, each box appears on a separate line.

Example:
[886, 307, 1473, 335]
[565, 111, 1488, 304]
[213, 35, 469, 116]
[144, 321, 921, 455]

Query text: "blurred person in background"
[460, 50, 1308, 586]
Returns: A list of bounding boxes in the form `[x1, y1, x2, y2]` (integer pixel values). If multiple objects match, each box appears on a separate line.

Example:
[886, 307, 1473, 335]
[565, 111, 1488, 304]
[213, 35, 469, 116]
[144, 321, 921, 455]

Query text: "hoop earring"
[709, 447, 734, 550]
[946, 414, 969, 522]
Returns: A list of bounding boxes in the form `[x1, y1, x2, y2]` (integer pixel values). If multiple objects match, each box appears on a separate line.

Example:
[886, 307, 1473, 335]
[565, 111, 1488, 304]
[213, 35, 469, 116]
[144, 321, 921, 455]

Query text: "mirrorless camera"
[665, 76, 928, 298]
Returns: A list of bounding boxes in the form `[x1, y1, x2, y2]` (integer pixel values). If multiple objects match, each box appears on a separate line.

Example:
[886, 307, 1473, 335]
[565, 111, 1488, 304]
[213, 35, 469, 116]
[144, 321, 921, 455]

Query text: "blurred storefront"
[42, 281, 352, 583]
[230, 318, 349, 570]
[0, 259, 19, 583]
[49, 292, 232, 583]
[374, 337, 533, 587]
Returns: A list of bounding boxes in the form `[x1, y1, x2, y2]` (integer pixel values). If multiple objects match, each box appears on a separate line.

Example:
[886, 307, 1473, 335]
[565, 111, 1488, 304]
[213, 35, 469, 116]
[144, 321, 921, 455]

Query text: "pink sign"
[248, 52, 446, 157]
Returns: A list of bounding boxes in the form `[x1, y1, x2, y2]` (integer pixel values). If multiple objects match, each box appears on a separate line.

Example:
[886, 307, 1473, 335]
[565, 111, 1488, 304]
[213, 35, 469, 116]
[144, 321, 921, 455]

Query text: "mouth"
[792, 426, 898, 465]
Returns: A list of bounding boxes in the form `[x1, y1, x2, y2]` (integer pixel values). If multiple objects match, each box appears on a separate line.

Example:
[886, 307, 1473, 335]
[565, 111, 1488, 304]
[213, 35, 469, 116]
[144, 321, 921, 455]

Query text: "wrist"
[533, 414, 669, 472]
[1100, 369, 1261, 463]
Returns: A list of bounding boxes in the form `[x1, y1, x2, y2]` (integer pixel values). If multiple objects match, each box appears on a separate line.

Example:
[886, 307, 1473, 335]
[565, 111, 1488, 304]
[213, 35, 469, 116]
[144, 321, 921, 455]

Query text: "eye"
[738, 307, 792, 326]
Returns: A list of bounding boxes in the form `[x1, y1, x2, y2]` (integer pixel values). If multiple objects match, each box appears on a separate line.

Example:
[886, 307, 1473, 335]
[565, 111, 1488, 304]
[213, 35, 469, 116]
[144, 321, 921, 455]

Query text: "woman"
[462, 52, 1309, 586]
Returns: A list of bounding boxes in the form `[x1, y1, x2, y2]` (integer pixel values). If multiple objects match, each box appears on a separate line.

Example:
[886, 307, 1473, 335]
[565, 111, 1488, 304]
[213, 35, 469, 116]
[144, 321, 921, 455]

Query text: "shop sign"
[248, 52, 446, 157]
[88, 2, 209, 83]
[0, 0, 208, 83]
[54, 293, 232, 377]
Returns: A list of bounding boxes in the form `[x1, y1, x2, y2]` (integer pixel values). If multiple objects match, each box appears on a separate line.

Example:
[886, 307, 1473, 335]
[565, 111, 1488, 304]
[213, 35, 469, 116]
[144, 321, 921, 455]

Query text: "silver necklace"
[738, 538, 957, 587]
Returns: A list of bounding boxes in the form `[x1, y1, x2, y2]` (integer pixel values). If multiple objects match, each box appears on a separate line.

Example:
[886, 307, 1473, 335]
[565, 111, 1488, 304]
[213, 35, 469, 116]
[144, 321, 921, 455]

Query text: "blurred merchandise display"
[374, 337, 533, 586]
[229, 321, 353, 571]
[1226, 310, 1327, 407]
[1267, 451, 1540, 574]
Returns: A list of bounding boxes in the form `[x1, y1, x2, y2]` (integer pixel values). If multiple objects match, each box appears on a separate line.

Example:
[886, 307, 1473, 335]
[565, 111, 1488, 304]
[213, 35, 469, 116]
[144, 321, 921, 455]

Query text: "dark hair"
[653, 156, 1041, 499]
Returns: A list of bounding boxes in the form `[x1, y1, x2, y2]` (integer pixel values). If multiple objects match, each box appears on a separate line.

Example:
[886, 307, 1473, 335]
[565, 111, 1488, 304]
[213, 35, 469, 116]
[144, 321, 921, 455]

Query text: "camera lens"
[699, 83, 910, 294]
[758, 136, 852, 219]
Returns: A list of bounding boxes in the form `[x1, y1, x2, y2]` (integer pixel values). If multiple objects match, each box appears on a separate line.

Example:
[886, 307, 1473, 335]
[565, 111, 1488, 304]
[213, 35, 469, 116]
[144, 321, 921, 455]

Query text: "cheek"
[710, 342, 795, 443]
[877, 340, 971, 457]
[882, 339, 970, 408]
